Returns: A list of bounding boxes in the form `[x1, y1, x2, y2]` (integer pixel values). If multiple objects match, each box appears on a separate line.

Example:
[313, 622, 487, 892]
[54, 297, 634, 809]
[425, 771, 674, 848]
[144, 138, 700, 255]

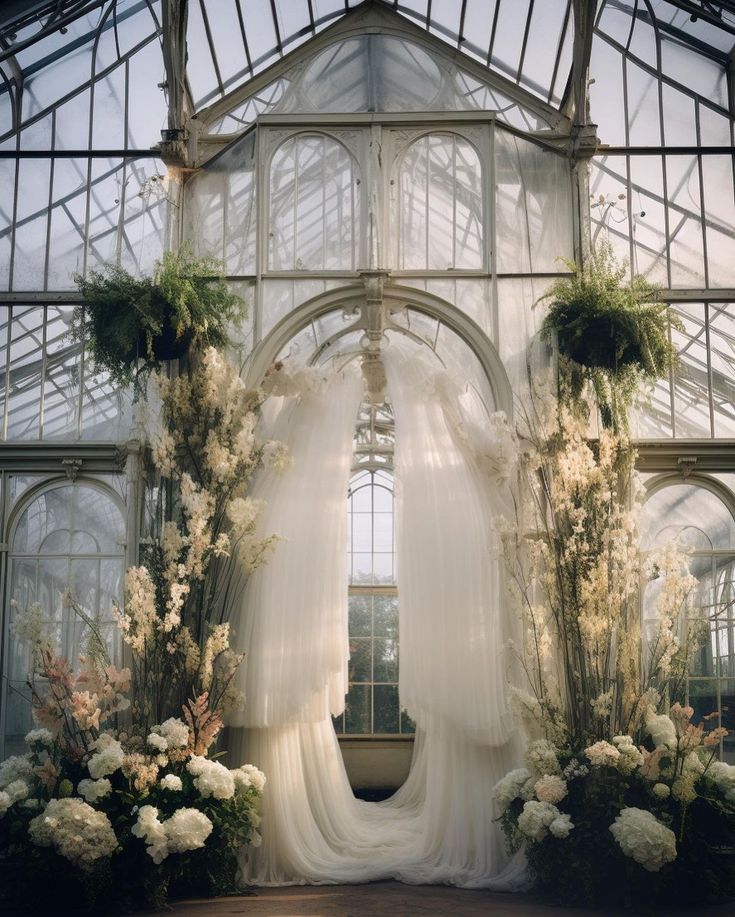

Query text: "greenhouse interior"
[0, 0, 734, 913]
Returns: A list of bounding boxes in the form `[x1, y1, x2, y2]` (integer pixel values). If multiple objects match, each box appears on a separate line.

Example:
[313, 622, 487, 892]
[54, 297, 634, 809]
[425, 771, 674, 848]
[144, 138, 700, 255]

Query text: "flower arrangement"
[72, 247, 243, 389]
[0, 342, 285, 910]
[493, 333, 735, 906]
[124, 345, 283, 731]
[495, 706, 734, 907]
[0, 604, 265, 912]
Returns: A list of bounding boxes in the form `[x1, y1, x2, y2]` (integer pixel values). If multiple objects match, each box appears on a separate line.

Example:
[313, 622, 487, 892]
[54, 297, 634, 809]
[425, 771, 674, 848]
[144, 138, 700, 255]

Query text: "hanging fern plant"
[72, 247, 243, 391]
[538, 241, 680, 429]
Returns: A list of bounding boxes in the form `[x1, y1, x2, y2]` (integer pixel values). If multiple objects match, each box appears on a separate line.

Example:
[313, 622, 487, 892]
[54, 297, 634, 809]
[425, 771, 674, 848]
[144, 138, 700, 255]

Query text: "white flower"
[707, 761, 735, 804]
[534, 774, 568, 805]
[147, 733, 168, 752]
[492, 767, 532, 813]
[164, 808, 213, 854]
[186, 755, 235, 800]
[609, 807, 677, 872]
[652, 783, 670, 799]
[517, 800, 561, 842]
[4, 779, 29, 803]
[28, 798, 118, 869]
[87, 734, 125, 779]
[231, 764, 266, 795]
[160, 774, 183, 792]
[77, 778, 112, 804]
[0, 791, 11, 817]
[525, 740, 561, 776]
[613, 735, 645, 774]
[549, 813, 574, 839]
[155, 717, 191, 750]
[131, 804, 168, 864]
[132, 804, 213, 863]
[0, 754, 33, 789]
[584, 740, 621, 767]
[25, 728, 54, 748]
[645, 711, 677, 749]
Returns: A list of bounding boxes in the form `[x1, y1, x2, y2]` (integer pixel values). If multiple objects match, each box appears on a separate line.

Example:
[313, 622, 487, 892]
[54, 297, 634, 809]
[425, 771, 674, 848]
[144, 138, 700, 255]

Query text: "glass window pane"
[348, 637, 371, 683]
[348, 594, 372, 636]
[344, 684, 370, 734]
[373, 684, 400, 734]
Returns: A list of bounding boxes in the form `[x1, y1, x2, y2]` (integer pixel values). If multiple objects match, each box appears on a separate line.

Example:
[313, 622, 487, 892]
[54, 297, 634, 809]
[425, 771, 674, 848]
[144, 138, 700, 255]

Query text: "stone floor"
[157, 882, 735, 917]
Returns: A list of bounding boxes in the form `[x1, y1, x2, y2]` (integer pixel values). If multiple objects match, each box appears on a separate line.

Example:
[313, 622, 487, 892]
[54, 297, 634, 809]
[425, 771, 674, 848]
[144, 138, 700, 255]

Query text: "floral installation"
[0, 602, 265, 911]
[493, 335, 735, 906]
[0, 344, 285, 911]
[121, 344, 284, 731]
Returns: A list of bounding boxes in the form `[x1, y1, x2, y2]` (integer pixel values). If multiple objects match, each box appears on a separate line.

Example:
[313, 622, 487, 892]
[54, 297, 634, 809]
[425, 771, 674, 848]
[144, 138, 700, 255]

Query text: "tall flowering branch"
[501, 363, 701, 750]
[115, 346, 286, 731]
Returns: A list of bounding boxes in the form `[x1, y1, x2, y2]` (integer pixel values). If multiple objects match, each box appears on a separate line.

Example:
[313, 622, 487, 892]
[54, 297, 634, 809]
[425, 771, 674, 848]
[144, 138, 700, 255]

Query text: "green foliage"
[538, 241, 679, 430]
[72, 247, 243, 390]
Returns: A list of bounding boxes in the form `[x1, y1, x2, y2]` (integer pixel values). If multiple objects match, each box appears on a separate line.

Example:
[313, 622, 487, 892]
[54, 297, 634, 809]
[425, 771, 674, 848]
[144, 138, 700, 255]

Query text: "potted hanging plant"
[72, 247, 243, 389]
[537, 241, 679, 429]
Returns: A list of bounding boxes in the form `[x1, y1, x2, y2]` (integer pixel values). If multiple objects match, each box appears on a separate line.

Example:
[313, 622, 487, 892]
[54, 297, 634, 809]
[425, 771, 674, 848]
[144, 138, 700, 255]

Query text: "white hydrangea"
[4, 779, 29, 804]
[160, 774, 183, 792]
[165, 808, 213, 853]
[0, 791, 11, 817]
[613, 735, 645, 774]
[525, 740, 561, 776]
[28, 798, 118, 869]
[492, 768, 532, 813]
[609, 807, 677, 872]
[645, 711, 677, 749]
[87, 734, 125, 779]
[150, 717, 190, 750]
[132, 804, 213, 863]
[0, 754, 33, 789]
[652, 783, 671, 799]
[231, 764, 266, 795]
[549, 813, 574, 839]
[131, 805, 169, 864]
[708, 761, 735, 804]
[584, 740, 621, 767]
[77, 778, 112, 804]
[517, 800, 561, 842]
[24, 728, 54, 748]
[186, 755, 235, 800]
[534, 774, 568, 805]
[147, 732, 168, 753]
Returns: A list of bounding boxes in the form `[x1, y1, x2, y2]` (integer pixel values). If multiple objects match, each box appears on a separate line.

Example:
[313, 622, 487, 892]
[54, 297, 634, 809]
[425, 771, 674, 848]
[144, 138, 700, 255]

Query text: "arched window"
[2, 481, 126, 755]
[641, 478, 735, 761]
[395, 133, 484, 271]
[332, 402, 414, 738]
[268, 134, 361, 271]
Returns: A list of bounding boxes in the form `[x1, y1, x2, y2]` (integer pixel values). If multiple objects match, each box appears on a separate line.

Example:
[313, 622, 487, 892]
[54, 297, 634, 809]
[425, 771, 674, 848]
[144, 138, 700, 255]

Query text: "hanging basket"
[555, 307, 648, 374]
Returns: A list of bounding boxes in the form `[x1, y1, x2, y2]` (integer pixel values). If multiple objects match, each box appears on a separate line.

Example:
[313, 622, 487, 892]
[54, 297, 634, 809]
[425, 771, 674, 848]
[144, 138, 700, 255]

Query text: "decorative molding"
[0, 442, 132, 473]
[635, 441, 735, 473]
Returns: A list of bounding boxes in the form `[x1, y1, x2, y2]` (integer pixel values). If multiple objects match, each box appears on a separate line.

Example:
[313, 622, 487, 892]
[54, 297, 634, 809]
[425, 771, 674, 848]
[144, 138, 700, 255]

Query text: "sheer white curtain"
[229, 345, 527, 889]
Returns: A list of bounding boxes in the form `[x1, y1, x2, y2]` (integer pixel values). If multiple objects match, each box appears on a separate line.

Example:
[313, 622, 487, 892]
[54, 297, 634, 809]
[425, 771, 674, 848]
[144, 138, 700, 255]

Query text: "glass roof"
[1, 0, 733, 148]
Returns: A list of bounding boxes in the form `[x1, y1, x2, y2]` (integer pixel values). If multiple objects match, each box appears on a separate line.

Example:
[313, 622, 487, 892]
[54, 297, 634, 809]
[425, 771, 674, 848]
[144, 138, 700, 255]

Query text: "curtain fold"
[229, 346, 527, 890]
[230, 365, 364, 728]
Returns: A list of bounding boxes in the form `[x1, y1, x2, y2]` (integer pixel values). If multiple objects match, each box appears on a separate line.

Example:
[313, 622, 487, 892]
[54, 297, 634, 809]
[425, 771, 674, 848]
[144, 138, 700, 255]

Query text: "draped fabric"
[229, 346, 527, 889]
[230, 366, 364, 728]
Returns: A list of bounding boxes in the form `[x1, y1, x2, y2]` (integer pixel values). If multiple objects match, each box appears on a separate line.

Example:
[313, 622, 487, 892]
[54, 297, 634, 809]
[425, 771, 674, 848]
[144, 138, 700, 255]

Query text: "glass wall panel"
[395, 133, 484, 271]
[642, 477, 735, 761]
[184, 132, 257, 275]
[633, 304, 735, 441]
[494, 129, 572, 273]
[0, 304, 133, 442]
[268, 134, 360, 271]
[2, 482, 125, 756]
